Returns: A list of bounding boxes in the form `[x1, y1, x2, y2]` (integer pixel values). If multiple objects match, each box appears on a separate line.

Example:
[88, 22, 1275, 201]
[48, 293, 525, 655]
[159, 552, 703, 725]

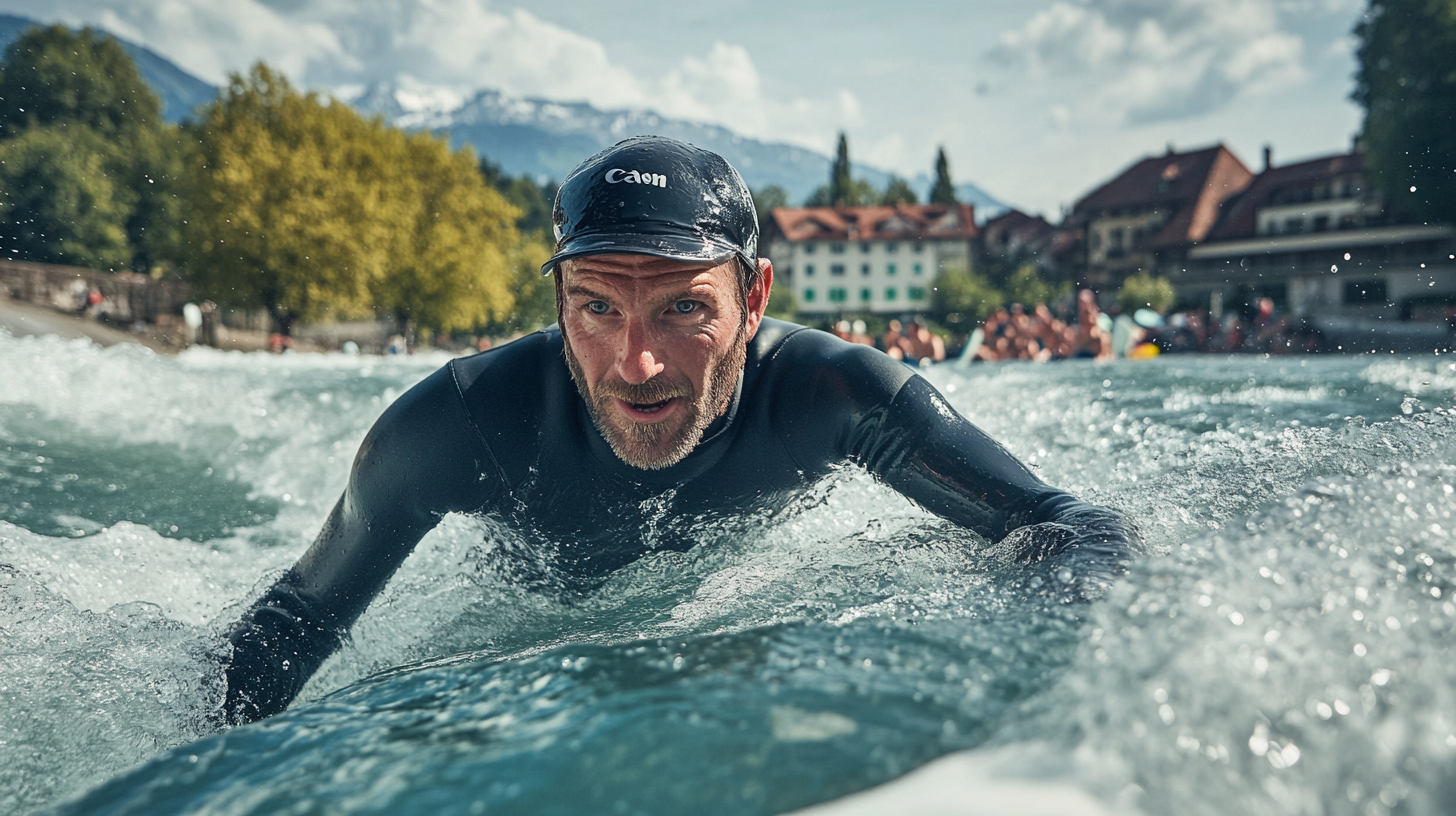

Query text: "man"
[220, 136, 1137, 724]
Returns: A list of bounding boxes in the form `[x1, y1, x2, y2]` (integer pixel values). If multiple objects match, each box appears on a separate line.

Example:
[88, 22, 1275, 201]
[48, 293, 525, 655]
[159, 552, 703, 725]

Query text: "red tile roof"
[1074, 144, 1254, 247]
[769, 203, 978, 242]
[1204, 151, 1366, 241]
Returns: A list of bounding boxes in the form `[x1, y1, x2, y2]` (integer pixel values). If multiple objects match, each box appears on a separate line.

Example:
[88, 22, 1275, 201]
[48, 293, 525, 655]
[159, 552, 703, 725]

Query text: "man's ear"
[744, 258, 774, 339]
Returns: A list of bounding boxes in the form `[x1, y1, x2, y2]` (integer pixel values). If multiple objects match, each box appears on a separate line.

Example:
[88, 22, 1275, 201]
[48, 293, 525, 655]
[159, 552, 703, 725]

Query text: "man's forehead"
[562, 254, 734, 285]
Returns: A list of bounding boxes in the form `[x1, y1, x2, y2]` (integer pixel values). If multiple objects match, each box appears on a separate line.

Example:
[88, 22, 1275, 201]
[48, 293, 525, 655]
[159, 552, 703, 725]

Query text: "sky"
[7, 0, 1370, 218]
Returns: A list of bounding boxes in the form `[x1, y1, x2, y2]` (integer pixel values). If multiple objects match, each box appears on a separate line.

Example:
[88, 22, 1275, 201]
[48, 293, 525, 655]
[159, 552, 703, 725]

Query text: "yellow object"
[1128, 342, 1161, 359]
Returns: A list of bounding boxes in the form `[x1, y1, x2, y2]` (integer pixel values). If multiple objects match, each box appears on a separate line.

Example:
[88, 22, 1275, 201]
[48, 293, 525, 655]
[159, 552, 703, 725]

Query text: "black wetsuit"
[221, 319, 1137, 723]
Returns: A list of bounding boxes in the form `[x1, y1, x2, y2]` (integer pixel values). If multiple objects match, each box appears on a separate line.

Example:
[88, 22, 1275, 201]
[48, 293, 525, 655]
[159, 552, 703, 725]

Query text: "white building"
[762, 204, 978, 316]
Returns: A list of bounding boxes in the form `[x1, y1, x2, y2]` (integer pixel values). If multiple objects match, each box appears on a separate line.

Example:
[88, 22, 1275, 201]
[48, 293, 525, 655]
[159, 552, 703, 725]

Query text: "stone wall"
[0, 259, 192, 324]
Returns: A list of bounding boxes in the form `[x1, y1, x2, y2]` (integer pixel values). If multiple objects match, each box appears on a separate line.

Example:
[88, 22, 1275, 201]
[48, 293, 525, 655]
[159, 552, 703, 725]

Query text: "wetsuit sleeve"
[219, 364, 502, 724]
[854, 375, 1140, 592]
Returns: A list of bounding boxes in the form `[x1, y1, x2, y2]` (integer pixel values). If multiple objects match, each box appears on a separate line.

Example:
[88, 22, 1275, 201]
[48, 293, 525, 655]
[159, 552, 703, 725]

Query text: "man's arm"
[219, 364, 503, 724]
[856, 374, 1139, 594]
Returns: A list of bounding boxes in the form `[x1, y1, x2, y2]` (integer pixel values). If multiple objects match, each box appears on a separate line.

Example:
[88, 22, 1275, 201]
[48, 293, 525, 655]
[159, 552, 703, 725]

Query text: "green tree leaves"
[1117, 271, 1176, 313]
[181, 65, 527, 336]
[0, 127, 131, 268]
[1354, 0, 1456, 224]
[0, 24, 181, 273]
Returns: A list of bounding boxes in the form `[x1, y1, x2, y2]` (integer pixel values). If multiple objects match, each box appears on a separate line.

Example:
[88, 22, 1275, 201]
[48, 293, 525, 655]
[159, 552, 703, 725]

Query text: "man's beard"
[563, 329, 747, 470]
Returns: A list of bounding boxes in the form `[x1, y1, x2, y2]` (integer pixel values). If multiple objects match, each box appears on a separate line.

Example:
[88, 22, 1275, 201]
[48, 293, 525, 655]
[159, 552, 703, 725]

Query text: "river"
[3, 329, 1455, 815]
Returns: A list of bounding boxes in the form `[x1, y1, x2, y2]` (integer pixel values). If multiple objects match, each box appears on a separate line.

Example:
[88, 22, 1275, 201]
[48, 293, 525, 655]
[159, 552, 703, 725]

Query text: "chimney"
[1263, 144, 1272, 172]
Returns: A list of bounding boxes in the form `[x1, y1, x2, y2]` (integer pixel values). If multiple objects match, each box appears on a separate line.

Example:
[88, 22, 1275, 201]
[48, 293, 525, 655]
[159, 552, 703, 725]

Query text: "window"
[860, 242, 872, 253]
[1284, 217, 1303, 234]
[830, 242, 846, 254]
[803, 242, 817, 254]
[912, 242, 924, 253]
[804, 264, 815, 277]
[1343, 279, 1387, 305]
[803, 288, 816, 302]
[886, 242, 899, 253]
[913, 263, 923, 276]
[831, 264, 846, 276]
[829, 287, 848, 303]
[860, 287, 872, 302]
[887, 263, 897, 276]
[885, 287, 898, 301]
[908, 286, 926, 301]
[861, 263, 871, 276]
[1313, 215, 1329, 232]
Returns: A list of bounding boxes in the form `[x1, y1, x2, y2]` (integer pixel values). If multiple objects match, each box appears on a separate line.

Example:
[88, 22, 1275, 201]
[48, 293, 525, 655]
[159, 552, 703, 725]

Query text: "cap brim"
[540, 232, 744, 275]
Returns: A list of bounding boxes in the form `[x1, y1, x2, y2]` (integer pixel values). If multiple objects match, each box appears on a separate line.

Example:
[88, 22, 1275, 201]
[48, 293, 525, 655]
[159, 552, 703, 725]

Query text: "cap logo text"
[605, 168, 668, 188]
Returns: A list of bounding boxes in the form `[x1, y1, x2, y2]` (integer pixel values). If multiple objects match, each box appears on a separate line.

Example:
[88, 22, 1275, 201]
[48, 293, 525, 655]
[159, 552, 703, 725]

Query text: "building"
[979, 209, 1056, 269]
[1068, 144, 1254, 292]
[762, 204, 977, 316]
[1175, 150, 1456, 321]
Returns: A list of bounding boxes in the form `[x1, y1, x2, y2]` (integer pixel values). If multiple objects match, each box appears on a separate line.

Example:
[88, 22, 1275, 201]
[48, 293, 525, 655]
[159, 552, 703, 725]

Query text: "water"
[3, 330, 1456, 816]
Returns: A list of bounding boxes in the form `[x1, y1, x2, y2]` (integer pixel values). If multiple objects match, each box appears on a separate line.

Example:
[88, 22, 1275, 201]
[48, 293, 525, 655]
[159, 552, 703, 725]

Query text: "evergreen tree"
[830, 132, 853, 206]
[1353, 0, 1456, 224]
[929, 147, 958, 206]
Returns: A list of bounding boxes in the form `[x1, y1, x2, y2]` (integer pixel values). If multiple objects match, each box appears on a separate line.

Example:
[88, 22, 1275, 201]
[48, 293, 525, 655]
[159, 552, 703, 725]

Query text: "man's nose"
[618, 320, 665, 385]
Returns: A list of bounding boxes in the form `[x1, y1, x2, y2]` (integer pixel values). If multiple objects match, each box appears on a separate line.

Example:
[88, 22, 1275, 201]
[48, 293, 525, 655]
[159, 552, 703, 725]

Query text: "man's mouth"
[616, 396, 681, 421]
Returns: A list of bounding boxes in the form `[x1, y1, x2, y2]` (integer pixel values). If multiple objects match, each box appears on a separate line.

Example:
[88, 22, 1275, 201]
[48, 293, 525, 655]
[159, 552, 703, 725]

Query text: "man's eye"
[587, 301, 610, 314]
[672, 300, 699, 314]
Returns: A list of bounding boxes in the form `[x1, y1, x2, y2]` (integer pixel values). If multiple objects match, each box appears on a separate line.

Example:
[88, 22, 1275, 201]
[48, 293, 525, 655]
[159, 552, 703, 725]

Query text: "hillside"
[0, 14, 1008, 215]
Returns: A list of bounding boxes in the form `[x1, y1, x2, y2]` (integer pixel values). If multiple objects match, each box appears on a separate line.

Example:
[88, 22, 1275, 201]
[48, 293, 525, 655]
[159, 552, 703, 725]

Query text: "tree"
[182, 65, 524, 338]
[1004, 265, 1068, 307]
[765, 276, 798, 320]
[480, 157, 557, 237]
[1117, 271, 1176, 313]
[930, 262, 1002, 328]
[881, 176, 919, 205]
[804, 178, 878, 207]
[830, 132, 853, 206]
[1353, 0, 1456, 224]
[374, 133, 523, 335]
[929, 147, 958, 206]
[0, 25, 184, 273]
[0, 25, 161, 138]
[0, 126, 132, 268]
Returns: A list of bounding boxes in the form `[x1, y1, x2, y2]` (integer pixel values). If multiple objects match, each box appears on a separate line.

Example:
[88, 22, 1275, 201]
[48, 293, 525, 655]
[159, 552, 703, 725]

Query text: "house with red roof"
[763, 203, 977, 315]
[1177, 150, 1456, 321]
[1068, 144, 1254, 291]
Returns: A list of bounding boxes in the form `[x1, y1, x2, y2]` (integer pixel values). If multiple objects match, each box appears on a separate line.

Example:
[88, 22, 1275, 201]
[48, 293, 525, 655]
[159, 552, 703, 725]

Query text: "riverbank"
[0, 296, 181, 353]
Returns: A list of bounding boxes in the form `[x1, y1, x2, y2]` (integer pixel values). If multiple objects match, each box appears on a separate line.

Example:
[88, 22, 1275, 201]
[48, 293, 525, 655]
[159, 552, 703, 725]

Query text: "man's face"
[558, 253, 772, 470]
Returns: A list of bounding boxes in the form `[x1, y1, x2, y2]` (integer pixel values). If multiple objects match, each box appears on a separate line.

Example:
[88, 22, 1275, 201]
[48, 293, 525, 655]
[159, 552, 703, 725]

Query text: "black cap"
[541, 136, 759, 275]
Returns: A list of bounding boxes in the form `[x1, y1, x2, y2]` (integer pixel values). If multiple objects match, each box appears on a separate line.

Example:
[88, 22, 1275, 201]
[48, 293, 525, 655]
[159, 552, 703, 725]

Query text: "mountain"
[0, 14, 217, 123]
[0, 14, 1009, 217]
[351, 83, 1009, 216]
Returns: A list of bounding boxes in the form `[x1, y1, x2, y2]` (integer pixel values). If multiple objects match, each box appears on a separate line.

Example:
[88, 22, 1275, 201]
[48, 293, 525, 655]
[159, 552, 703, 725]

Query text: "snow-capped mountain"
[348, 82, 1008, 214]
[0, 13, 1008, 215]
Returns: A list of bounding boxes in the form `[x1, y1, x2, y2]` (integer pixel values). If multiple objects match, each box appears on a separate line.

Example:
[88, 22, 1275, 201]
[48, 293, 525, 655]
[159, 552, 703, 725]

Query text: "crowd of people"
[969, 290, 1322, 362]
[831, 317, 947, 366]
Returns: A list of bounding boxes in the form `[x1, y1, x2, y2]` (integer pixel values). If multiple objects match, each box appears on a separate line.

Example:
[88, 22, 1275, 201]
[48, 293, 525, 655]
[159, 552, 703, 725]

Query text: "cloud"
[990, 0, 1307, 125]
[3, 0, 856, 152]
[5, 0, 349, 85]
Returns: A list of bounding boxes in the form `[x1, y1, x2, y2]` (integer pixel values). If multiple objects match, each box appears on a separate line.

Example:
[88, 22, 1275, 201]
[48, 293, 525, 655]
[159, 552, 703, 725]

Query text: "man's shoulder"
[749, 318, 917, 399]
[451, 327, 563, 391]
